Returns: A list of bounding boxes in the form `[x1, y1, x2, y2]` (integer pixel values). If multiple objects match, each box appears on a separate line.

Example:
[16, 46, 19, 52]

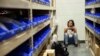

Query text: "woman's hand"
[71, 27, 77, 33]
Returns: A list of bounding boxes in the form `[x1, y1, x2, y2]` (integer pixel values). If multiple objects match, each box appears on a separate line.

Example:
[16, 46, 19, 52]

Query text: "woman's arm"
[64, 28, 67, 33]
[72, 27, 77, 33]
[64, 27, 70, 33]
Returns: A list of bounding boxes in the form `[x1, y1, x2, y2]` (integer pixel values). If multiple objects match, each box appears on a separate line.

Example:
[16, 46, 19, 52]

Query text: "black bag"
[51, 42, 69, 56]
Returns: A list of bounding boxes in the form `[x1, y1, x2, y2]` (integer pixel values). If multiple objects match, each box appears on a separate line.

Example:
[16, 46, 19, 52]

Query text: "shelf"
[85, 3, 100, 9]
[33, 20, 50, 35]
[0, 29, 33, 56]
[33, 33, 51, 56]
[85, 16, 96, 22]
[0, 0, 30, 9]
[85, 15, 100, 24]
[85, 4, 95, 9]
[85, 25, 94, 34]
[31, 3, 55, 10]
[94, 3, 100, 8]
[0, 0, 56, 10]
[89, 48, 95, 56]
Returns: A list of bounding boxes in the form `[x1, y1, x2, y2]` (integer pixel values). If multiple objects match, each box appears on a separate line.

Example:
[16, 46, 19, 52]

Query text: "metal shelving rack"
[85, 1, 100, 56]
[0, 0, 56, 56]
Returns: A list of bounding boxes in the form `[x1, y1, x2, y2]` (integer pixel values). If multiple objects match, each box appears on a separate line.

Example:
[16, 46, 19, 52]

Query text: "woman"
[64, 20, 78, 47]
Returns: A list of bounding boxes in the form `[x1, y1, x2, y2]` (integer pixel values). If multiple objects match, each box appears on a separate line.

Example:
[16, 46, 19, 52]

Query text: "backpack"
[51, 42, 69, 56]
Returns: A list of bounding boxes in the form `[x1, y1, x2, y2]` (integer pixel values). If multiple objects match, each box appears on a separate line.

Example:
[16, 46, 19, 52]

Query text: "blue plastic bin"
[0, 22, 18, 41]
[12, 21, 26, 31]
[34, 26, 51, 49]
[0, 17, 27, 31]
[16, 18, 32, 29]
[0, 27, 11, 41]
[33, 15, 49, 26]
[94, 24, 100, 35]
[95, 27, 100, 35]
[9, 50, 32, 56]
[86, 12, 100, 19]
[86, 19, 94, 30]
[86, 0, 96, 5]
[94, 13, 100, 18]
[7, 41, 33, 56]
[2, 22, 20, 34]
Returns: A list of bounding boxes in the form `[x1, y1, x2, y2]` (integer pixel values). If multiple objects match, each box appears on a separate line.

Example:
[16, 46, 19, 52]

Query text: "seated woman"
[64, 20, 78, 47]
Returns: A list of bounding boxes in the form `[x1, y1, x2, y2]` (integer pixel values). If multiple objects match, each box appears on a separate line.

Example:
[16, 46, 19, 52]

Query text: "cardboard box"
[43, 49, 55, 56]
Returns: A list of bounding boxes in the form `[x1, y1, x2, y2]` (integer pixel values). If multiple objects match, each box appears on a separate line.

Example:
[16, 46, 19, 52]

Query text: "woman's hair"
[67, 20, 75, 27]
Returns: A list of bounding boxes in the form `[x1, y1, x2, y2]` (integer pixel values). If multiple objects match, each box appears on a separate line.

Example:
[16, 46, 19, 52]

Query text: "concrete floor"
[67, 43, 92, 56]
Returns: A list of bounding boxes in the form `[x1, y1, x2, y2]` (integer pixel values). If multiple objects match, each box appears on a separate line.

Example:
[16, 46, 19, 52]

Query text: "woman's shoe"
[75, 44, 78, 47]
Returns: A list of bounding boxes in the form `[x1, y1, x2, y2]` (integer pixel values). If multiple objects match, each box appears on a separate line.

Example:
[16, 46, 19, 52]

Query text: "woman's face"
[68, 21, 73, 27]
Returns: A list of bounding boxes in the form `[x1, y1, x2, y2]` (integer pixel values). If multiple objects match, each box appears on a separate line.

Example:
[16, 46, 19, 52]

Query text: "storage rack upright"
[85, 0, 100, 56]
[0, 0, 56, 56]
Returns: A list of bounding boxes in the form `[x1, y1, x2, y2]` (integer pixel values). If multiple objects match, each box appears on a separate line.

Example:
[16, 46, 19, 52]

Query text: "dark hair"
[67, 20, 75, 27]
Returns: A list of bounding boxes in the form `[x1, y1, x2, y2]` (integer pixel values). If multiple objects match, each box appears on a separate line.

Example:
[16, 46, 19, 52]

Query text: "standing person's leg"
[64, 33, 69, 46]
[73, 33, 78, 46]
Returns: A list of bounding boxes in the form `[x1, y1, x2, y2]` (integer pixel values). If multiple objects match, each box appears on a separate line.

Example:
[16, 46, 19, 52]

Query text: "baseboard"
[79, 40, 85, 43]
[58, 41, 64, 43]
[58, 40, 85, 43]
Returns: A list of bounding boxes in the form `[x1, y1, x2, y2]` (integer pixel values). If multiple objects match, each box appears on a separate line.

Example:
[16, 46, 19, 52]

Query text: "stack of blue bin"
[86, 19, 94, 30]
[33, 14, 49, 26]
[86, 0, 96, 5]
[0, 17, 31, 42]
[7, 40, 32, 56]
[33, 25, 51, 50]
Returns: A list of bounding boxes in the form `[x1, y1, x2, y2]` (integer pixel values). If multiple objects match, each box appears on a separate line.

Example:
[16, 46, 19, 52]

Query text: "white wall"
[56, 0, 85, 41]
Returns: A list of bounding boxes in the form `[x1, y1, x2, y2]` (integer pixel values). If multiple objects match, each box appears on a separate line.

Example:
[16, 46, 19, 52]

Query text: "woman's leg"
[64, 33, 69, 45]
[73, 33, 78, 45]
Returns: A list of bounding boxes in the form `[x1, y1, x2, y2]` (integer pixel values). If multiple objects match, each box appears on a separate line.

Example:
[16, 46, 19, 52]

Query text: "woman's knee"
[73, 33, 78, 37]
